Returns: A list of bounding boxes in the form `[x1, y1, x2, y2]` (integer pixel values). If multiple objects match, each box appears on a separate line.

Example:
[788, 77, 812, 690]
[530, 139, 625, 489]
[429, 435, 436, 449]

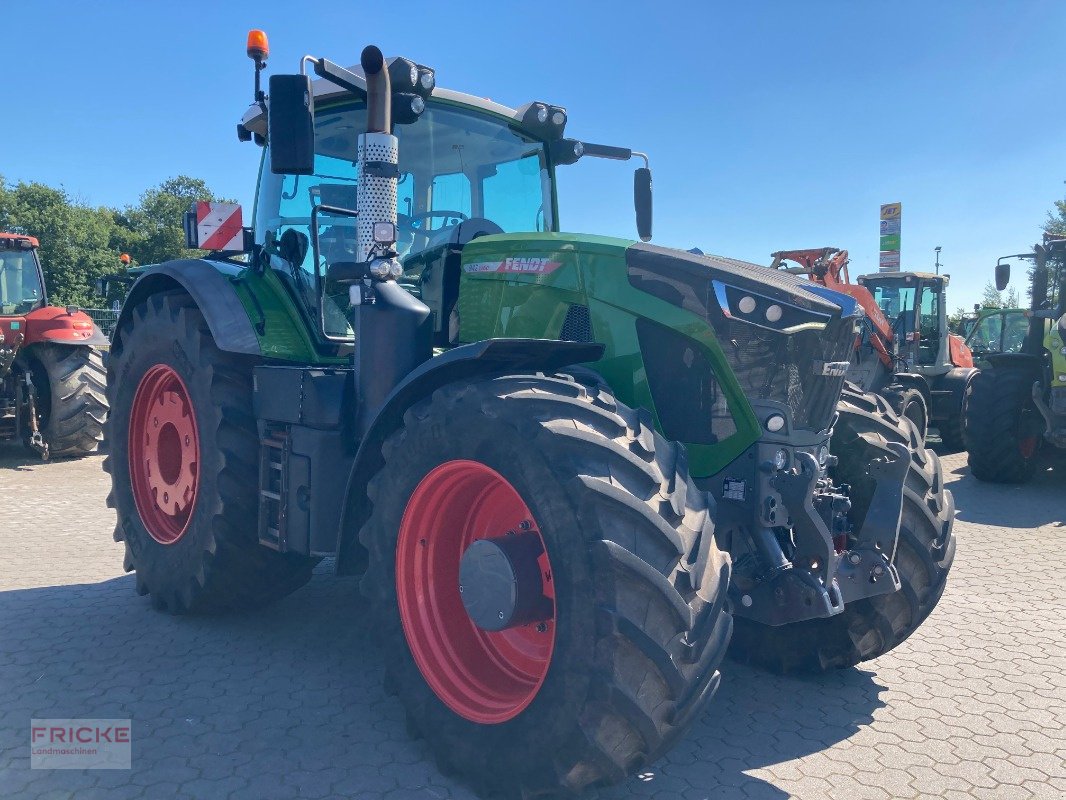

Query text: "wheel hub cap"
[458, 533, 553, 632]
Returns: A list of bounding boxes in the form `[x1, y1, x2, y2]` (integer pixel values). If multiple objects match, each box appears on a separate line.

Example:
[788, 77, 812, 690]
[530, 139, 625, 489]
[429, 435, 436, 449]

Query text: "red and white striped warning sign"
[194, 202, 244, 251]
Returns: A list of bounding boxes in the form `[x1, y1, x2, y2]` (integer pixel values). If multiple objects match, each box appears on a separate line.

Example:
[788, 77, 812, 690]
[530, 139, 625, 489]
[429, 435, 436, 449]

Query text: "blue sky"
[2, 1, 1063, 310]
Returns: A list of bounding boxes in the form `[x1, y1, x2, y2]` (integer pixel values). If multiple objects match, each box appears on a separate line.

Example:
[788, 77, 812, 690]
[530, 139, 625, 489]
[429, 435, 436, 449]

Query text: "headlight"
[536, 105, 549, 123]
[765, 304, 783, 323]
[818, 445, 830, 466]
[773, 449, 789, 469]
[765, 414, 786, 432]
[738, 295, 756, 314]
[551, 110, 566, 126]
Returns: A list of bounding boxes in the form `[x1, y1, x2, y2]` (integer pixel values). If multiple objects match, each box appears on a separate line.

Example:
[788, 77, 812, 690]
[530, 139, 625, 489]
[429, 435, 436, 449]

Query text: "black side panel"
[253, 366, 353, 429]
[636, 318, 736, 445]
[115, 261, 261, 356]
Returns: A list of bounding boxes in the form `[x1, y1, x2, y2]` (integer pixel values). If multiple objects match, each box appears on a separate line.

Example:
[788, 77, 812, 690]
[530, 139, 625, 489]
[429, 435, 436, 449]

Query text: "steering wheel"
[400, 209, 469, 230]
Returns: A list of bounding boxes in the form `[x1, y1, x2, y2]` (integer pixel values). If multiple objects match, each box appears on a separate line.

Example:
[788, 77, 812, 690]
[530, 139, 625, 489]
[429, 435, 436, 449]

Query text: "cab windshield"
[256, 101, 554, 337]
[0, 247, 45, 314]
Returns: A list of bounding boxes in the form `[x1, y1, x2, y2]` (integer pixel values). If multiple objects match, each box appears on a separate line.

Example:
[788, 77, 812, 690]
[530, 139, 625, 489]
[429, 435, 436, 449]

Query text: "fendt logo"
[30, 719, 132, 769]
[464, 257, 563, 275]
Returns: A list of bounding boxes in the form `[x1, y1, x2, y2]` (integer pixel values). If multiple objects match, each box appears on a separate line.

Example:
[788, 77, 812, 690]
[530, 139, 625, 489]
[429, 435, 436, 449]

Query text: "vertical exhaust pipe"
[362, 45, 391, 134]
[351, 45, 431, 437]
[355, 45, 397, 264]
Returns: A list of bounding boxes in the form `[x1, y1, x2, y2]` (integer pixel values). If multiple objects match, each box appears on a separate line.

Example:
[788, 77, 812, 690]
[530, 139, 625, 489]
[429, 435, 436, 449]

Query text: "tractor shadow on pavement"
[592, 662, 886, 800]
[0, 561, 888, 800]
[939, 455, 1064, 529]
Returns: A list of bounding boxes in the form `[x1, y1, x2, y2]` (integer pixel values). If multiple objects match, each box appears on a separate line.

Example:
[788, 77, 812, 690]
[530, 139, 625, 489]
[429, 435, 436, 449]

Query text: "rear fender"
[334, 339, 604, 574]
[22, 307, 108, 348]
[928, 366, 978, 421]
[114, 260, 261, 356]
[891, 373, 931, 407]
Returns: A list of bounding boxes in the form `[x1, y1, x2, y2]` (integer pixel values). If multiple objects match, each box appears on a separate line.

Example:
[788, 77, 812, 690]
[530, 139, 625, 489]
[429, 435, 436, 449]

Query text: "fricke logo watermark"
[30, 719, 132, 769]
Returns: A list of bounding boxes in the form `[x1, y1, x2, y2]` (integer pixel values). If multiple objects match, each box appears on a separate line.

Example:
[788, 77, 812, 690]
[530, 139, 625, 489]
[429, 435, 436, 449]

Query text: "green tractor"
[965, 235, 1066, 483]
[104, 34, 956, 797]
[964, 305, 1028, 368]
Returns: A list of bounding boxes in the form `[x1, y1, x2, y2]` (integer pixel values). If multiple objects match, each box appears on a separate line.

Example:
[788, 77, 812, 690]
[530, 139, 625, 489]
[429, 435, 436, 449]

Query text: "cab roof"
[242, 58, 537, 137]
[0, 232, 39, 248]
[859, 271, 949, 284]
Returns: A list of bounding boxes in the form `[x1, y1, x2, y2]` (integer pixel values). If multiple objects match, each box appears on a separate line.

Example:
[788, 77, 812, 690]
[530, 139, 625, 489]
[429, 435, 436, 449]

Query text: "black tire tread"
[964, 367, 1040, 483]
[358, 373, 732, 797]
[104, 291, 314, 614]
[25, 343, 107, 456]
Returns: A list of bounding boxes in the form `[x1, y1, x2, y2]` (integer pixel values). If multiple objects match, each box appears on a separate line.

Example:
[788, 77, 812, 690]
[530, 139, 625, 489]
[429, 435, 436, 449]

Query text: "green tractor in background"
[964, 305, 1028, 368]
[965, 235, 1066, 483]
[104, 33, 956, 797]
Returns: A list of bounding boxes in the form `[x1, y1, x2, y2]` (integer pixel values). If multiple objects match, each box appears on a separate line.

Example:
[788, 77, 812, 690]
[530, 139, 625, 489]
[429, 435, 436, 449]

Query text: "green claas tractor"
[964, 306, 1028, 368]
[965, 235, 1066, 483]
[105, 33, 956, 797]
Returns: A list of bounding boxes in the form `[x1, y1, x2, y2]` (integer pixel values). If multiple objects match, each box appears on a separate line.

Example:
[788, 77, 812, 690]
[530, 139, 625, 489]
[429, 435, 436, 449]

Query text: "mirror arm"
[308, 57, 368, 98]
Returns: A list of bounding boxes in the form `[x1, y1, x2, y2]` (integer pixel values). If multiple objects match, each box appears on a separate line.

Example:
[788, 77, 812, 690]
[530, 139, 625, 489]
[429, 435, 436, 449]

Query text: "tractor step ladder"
[258, 427, 289, 551]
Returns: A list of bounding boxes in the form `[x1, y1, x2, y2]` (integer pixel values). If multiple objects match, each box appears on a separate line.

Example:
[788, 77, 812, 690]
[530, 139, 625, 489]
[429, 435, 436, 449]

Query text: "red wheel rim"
[396, 460, 556, 724]
[128, 364, 200, 545]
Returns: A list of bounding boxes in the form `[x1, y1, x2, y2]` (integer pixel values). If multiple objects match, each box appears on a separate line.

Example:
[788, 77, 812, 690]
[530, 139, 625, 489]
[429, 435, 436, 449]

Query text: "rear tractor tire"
[964, 368, 1043, 483]
[21, 343, 107, 457]
[104, 291, 315, 613]
[358, 373, 732, 797]
[730, 384, 956, 674]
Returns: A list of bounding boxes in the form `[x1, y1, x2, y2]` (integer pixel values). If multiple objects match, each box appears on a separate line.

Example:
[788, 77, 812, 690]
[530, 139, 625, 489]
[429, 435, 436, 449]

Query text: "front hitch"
[732, 443, 907, 626]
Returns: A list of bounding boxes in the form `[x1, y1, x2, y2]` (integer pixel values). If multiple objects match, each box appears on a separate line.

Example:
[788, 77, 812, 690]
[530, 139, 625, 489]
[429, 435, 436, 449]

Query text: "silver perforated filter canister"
[356, 131, 399, 264]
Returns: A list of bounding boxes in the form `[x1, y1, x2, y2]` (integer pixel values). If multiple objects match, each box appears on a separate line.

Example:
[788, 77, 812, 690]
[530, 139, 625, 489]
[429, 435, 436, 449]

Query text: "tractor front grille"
[719, 319, 854, 432]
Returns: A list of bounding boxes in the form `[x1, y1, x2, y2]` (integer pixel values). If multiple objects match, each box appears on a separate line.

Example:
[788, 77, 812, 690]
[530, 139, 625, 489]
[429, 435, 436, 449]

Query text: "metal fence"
[82, 308, 119, 339]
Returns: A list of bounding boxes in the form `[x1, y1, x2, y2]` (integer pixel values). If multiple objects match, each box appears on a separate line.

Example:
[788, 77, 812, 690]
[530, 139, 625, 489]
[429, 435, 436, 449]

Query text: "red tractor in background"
[0, 233, 108, 458]
[771, 247, 975, 449]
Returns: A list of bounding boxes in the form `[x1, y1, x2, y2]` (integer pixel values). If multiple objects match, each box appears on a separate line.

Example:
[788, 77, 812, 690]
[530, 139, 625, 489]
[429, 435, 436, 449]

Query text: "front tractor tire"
[22, 343, 107, 457]
[965, 368, 1043, 483]
[359, 374, 732, 797]
[104, 291, 315, 613]
[730, 385, 956, 674]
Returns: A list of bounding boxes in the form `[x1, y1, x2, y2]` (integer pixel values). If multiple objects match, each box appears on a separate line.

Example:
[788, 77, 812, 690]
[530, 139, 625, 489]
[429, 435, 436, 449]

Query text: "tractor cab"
[0, 234, 46, 317]
[240, 59, 652, 348]
[857, 271, 963, 374]
[964, 307, 1028, 365]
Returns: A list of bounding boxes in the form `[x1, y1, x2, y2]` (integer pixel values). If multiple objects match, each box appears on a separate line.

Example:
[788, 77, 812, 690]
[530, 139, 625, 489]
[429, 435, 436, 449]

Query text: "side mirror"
[268, 74, 315, 175]
[634, 167, 652, 242]
[995, 262, 1010, 291]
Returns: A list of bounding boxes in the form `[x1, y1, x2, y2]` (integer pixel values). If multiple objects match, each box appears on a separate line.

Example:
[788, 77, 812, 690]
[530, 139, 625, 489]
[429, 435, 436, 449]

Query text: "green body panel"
[228, 266, 345, 364]
[1047, 321, 1066, 388]
[457, 232, 762, 477]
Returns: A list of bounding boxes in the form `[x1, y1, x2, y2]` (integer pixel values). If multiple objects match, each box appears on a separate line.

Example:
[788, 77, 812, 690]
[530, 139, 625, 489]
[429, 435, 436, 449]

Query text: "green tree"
[1045, 195, 1066, 236]
[124, 176, 232, 266]
[0, 176, 124, 306]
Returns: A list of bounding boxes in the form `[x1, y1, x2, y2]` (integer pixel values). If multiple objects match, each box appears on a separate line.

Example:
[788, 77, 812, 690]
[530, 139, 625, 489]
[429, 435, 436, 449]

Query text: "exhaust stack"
[355, 45, 397, 265]
[350, 45, 431, 438]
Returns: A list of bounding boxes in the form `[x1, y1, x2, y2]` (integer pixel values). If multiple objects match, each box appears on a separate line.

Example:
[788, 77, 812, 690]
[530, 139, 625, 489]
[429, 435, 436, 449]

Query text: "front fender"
[115, 260, 261, 356]
[334, 338, 604, 574]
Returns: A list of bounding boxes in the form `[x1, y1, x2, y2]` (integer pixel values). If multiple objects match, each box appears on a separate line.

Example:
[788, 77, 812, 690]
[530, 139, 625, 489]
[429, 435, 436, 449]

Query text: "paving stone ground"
[0, 444, 1063, 799]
